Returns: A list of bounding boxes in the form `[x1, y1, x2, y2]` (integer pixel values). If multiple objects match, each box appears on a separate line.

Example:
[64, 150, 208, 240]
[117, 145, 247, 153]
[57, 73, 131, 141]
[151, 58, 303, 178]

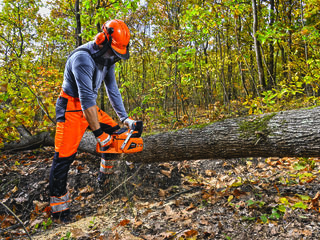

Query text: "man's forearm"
[83, 105, 100, 131]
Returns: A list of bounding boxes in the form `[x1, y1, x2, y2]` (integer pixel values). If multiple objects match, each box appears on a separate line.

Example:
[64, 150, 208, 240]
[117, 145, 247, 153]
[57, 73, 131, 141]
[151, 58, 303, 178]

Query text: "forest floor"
[1, 146, 320, 240]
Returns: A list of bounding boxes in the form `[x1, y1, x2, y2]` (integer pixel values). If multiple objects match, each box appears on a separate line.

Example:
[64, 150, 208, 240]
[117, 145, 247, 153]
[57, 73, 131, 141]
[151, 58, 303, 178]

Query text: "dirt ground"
[1, 147, 320, 239]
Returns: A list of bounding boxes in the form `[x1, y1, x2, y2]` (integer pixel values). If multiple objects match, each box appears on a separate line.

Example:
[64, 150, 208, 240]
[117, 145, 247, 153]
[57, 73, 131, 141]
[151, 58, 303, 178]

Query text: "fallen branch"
[168, 229, 188, 240]
[0, 202, 32, 240]
[2, 132, 54, 152]
[0, 224, 20, 233]
[165, 186, 202, 201]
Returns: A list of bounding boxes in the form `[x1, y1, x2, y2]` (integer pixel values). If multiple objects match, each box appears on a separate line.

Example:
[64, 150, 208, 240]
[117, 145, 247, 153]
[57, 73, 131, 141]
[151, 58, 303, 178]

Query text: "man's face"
[96, 44, 121, 66]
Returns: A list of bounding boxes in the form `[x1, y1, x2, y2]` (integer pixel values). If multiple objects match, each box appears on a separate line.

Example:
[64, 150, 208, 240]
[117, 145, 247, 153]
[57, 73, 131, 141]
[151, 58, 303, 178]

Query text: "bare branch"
[0, 202, 32, 240]
[0, 33, 19, 57]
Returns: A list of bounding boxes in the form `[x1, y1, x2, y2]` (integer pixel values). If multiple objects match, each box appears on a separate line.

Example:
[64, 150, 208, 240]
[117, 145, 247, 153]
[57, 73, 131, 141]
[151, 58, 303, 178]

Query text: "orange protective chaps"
[49, 91, 119, 217]
[54, 91, 119, 158]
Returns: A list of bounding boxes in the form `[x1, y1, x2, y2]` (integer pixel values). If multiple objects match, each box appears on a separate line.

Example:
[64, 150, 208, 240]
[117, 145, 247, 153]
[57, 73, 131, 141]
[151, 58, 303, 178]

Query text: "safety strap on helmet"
[90, 26, 114, 59]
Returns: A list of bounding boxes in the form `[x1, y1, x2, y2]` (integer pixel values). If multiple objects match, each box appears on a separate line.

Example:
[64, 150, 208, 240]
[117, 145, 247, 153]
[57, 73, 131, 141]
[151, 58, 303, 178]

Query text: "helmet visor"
[110, 44, 130, 60]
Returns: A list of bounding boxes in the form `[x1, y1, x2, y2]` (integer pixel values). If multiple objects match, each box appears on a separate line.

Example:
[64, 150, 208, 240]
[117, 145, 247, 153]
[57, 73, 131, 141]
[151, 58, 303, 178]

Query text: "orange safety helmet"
[95, 19, 130, 60]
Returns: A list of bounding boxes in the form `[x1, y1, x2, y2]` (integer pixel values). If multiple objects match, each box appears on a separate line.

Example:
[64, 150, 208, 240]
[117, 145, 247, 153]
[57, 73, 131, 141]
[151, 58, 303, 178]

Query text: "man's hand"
[96, 131, 113, 147]
[123, 118, 136, 130]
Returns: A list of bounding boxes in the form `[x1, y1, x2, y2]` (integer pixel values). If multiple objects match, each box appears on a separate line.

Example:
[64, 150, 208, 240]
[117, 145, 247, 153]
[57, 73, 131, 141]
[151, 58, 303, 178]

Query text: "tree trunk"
[75, 0, 82, 47]
[203, 41, 214, 105]
[300, 0, 308, 64]
[235, 16, 249, 96]
[252, 0, 265, 90]
[3, 107, 320, 163]
[217, 30, 229, 104]
[287, 0, 293, 82]
[268, 0, 275, 89]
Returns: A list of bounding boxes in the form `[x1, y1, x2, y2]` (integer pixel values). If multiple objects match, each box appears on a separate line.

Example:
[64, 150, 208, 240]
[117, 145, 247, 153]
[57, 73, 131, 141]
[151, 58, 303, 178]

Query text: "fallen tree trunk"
[3, 107, 320, 163]
[2, 132, 55, 152]
[123, 107, 320, 163]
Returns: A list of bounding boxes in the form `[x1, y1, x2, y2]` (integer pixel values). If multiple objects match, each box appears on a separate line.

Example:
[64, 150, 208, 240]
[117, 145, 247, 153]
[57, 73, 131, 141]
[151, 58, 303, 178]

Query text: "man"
[49, 19, 136, 221]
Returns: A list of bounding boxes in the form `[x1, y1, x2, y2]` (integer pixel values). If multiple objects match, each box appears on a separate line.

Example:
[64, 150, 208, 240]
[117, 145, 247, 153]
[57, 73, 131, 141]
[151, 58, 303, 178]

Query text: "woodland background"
[1, 0, 320, 144]
[2, 1, 320, 239]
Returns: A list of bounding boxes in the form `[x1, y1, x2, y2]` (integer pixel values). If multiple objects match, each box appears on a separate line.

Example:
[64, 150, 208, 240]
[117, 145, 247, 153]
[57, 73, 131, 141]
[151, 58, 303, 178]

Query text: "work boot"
[52, 209, 72, 223]
[97, 171, 107, 187]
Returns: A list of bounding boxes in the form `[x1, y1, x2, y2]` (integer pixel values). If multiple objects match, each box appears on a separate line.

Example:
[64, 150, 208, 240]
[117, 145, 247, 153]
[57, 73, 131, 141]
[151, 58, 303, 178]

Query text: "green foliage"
[42, 218, 52, 230]
[0, 0, 59, 145]
[80, 0, 139, 42]
[260, 214, 268, 224]
[246, 199, 265, 208]
[88, 216, 97, 229]
[297, 194, 311, 201]
[293, 157, 316, 171]
[60, 231, 72, 240]
[245, 200, 286, 223]
[1, 0, 320, 144]
[269, 205, 286, 220]
[292, 201, 308, 210]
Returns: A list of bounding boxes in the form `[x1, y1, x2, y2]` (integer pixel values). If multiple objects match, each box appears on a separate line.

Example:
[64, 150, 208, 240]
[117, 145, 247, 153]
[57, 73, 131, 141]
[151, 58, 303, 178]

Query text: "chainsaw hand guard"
[132, 120, 143, 137]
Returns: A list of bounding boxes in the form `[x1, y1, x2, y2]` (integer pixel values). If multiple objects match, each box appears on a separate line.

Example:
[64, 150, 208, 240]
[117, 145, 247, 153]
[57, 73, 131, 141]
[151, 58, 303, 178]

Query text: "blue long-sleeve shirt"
[62, 41, 128, 122]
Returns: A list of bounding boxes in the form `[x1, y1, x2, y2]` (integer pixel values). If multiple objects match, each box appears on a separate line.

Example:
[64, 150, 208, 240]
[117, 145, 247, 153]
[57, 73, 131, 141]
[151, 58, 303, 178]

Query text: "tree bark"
[123, 107, 320, 163]
[267, 0, 275, 89]
[3, 107, 320, 163]
[235, 16, 249, 96]
[75, 0, 82, 47]
[252, 0, 266, 90]
[3, 132, 54, 152]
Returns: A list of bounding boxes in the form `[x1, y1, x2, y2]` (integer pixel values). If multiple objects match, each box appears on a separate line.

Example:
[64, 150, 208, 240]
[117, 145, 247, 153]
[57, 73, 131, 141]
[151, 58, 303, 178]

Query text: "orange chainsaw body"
[96, 123, 143, 154]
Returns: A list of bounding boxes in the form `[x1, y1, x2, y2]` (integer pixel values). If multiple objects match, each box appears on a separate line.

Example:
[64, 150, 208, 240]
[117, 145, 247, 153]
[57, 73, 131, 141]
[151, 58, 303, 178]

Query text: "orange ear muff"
[95, 32, 106, 45]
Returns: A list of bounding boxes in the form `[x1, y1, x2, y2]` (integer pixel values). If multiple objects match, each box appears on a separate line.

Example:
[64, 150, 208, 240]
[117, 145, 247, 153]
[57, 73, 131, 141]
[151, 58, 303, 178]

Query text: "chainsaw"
[96, 120, 143, 154]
